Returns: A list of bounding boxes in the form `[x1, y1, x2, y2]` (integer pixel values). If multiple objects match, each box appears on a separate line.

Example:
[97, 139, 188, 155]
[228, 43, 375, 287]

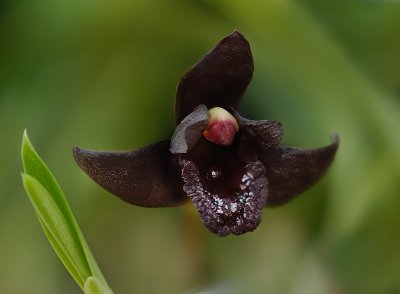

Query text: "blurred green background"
[1, 0, 400, 293]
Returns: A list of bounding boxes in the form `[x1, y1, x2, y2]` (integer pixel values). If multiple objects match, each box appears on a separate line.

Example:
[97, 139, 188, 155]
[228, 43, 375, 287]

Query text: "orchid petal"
[234, 111, 284, 150]
[170, 104, 209, 154]
[73, 141, 186, 207]
[175, 31, 253, 123]
[259, 134, 339, 206]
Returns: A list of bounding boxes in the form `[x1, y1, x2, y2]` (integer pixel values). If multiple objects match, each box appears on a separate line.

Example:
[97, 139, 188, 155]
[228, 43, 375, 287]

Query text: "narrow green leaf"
[22, 174, 89, 288]
[22, 130, 75, 221]
[37, 216, 83, 284]
[78, 235, 109, 288]
[84, 277, 113, 294]
[21, 130, 112, 292]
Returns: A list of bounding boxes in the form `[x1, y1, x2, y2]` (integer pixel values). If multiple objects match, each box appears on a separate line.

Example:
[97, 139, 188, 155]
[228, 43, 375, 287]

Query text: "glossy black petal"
[234, 111, 284, 150]
[73, 141, 186, 207]
[170, 104, 209, 154]
[259, 135, 339, 206]
[175, 31, 254, 124]
[179, 139, 267, 236]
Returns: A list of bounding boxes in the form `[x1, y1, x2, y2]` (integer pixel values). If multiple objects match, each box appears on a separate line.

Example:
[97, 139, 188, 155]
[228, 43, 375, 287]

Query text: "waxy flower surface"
[73, 32, 338, 236]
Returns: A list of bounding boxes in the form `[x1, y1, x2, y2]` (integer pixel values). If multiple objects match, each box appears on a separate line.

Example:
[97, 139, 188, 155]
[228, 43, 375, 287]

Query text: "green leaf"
[22, 174, 89, 287]
[21, 130, 112, 293]
[84, 277, 113, 294]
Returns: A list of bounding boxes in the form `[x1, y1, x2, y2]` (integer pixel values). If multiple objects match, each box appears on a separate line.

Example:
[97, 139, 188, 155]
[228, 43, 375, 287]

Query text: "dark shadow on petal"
[170, 104, 209, 154]
[175, 31, 254, 124]
[73, 141, 187, 207]
[234, 111, 284, 150]
[259, 134, 339, 206]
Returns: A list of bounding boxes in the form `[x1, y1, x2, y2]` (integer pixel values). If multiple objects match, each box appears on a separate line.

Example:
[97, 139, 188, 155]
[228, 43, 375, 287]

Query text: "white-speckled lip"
[180, 159, 268, 237]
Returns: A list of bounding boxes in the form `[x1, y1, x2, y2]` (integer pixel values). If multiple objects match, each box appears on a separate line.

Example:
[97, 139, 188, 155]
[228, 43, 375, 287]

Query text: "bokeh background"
[1, 0, 400, 293]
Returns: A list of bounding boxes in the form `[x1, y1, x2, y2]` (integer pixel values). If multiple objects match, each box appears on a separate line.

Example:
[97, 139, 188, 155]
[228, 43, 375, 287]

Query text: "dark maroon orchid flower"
[73, 31, 338, 237]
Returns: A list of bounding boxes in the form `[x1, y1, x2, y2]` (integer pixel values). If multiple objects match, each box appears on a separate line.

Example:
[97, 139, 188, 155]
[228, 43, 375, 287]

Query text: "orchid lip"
[181, 158, 267, 237]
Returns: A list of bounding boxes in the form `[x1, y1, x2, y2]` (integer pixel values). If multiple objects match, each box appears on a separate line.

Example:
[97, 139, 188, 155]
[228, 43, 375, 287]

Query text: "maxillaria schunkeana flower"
[73, 31, 338, 237]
